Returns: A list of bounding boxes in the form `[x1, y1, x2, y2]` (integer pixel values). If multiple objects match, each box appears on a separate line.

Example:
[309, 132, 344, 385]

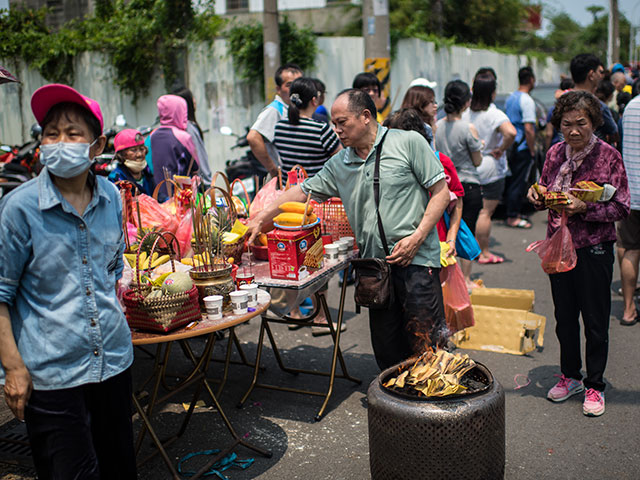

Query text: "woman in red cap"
[108, 128, 156, 195]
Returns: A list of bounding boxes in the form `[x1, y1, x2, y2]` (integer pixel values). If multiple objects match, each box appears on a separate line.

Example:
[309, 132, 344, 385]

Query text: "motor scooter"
[0, 124, 42, 198]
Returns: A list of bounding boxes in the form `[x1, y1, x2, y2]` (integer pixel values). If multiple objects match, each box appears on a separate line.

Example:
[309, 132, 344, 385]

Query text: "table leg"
[314, 278, 362, 421]
[135, 342, 172, 454]
[237, 318, 267, 409]
[132, 394, 181, 480]
[238, 264, 361, 421]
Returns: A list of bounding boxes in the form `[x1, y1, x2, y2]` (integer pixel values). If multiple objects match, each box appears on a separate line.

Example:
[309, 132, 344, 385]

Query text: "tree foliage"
[390, 0, 525, 47]
[0, 1, 225, 100]
[389, 0, 632, 65]
[523, 9, 631, 63]
[227, 17, 318, 89]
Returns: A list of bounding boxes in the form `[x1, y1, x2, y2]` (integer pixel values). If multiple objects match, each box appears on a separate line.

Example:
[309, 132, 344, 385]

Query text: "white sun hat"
[409, 77, 437, 89]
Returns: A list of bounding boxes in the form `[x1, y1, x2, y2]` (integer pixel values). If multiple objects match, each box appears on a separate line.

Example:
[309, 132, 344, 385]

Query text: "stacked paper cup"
[203, 295, 223, 320]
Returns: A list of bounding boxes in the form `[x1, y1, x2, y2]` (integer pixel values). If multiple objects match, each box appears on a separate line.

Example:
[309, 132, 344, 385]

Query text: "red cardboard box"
[267, 224, 323, 281]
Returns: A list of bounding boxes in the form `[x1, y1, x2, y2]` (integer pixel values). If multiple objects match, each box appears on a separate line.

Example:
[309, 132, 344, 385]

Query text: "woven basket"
[122, 231, 201, 333]
[204, 184, 247, 265]
[313, 197, 356, 247]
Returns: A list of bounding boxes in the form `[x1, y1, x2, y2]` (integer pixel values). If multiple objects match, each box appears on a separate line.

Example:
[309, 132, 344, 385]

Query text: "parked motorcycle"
[0, 124, 41, 198]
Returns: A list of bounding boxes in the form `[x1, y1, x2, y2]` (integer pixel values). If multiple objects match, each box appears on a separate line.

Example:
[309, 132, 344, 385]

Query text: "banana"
[150, 254, 170, 269]
[279, 201, 314, 215]
[139, 251, 148, 269]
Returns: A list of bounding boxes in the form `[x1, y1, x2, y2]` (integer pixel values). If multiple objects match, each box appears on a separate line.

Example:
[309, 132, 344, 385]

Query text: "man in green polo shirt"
[248, 88, 450, 369]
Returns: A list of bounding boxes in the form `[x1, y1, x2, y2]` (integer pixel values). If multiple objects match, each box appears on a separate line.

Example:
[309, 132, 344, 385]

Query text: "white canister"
[337, 241, 349, 260]
[203, 295, 223, 320]
[324, 243, 339, 266]
[229, 290, 249, 315]
[239, 283, 258, 307]
[339, 236, 354, 250]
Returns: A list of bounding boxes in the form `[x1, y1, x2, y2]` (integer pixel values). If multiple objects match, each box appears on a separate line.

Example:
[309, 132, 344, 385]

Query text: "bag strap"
[373, 130, 390, 257]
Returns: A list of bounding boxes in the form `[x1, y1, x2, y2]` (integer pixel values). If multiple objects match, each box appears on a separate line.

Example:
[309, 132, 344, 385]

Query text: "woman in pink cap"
[0, 84, 136, 478]
[108, 128, 156, 196]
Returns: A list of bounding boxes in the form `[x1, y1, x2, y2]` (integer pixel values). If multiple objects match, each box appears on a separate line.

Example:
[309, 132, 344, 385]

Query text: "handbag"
[351, 131, 394, 309]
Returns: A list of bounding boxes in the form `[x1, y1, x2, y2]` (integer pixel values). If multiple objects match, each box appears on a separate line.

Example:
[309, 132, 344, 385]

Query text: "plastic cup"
[240, 283, 258, 307]
[324, 243, 339, 266]
[229, 290, 249, 315]
[203, 295, 223, 320]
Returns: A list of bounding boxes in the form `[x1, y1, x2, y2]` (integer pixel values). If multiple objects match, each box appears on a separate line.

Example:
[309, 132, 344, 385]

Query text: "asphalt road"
[1, 209, 639, 479]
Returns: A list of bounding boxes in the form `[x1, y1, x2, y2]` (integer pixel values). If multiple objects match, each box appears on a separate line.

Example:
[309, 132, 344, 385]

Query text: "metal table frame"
[131, 294, 273, 479]
[237, 255, 362, 421]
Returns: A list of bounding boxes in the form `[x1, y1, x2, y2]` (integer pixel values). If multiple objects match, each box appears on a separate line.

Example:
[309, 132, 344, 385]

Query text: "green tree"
[389, 0, 526, 47]
[227, 17, 318, 91]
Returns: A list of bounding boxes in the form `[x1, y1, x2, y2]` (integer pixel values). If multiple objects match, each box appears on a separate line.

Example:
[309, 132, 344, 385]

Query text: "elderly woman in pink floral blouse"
[528, 90, 629, 417]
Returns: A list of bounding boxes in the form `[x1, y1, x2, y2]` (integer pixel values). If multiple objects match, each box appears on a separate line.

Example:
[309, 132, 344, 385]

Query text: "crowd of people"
[1, 49, 639, 478]
[246, 53, 640, 421]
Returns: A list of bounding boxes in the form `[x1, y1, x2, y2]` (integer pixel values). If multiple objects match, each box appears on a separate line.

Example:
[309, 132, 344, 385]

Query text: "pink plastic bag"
[440, 263, 474, 334]
[175, 210, 193, 258]
[250, 176, 284, 219]
[133, 194, 179, 234]
[526, 212, 577, 274]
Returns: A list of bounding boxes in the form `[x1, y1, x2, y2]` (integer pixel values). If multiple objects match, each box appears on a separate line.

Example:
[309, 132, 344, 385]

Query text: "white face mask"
[40, 140, 97, 178]
[124, 159, 147, 174]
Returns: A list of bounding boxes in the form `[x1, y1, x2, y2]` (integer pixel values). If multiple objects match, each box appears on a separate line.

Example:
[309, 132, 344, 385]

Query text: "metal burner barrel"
[368, 360, 505, 480]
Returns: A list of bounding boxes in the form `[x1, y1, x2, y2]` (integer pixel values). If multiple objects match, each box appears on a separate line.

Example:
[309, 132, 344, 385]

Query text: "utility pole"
[263, 0, 280, 100]
[608, 0, 620, 65]
[363, 0, 391, 120]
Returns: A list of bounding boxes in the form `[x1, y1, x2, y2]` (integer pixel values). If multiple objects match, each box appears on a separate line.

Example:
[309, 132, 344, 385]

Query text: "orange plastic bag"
[133, 194, 179, 234]
[440, 263, 474, 334]
[526, 212, 577, 274]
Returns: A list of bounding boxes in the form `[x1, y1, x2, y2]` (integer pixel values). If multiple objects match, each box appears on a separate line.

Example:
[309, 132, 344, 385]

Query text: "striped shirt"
[622, 96, 640, 210]
[273, 117, 340, 177]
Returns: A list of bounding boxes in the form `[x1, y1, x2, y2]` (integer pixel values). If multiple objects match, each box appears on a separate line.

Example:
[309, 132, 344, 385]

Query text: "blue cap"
[612, 63, 625, 74]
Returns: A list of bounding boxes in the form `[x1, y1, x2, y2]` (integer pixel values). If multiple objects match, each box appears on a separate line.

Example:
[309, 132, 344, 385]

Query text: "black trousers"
[548, 242, 614, 391]
[24, 368, 137, 480]
[505, 148, 533, 219]
[460, 182, 483, 235]
[368, 265, 446, 370]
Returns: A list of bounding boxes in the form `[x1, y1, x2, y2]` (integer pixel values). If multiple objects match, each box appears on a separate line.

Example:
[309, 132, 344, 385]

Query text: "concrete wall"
[0, 36, 566, 175]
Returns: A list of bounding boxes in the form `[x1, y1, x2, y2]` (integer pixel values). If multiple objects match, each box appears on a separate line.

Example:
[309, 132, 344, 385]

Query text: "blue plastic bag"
[443, 211, 481, 261]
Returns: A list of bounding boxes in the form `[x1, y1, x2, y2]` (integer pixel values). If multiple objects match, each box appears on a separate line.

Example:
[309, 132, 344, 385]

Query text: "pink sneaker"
[583, 388, 605, 417]
[547, 374, 584, 402]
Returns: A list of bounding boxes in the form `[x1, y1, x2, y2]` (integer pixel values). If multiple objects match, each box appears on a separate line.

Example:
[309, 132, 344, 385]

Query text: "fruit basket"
[123, 231, 201, 333]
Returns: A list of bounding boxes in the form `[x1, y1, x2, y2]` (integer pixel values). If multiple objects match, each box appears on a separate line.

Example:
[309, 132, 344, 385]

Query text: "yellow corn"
[274, 212, 318, 226]
[279, 202, 314, 215]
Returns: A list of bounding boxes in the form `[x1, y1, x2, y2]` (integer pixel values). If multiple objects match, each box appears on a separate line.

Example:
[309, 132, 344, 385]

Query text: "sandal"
[505, 218, 532, 229]
[477, 253, 504, 264]
[620, 315, 638, 326]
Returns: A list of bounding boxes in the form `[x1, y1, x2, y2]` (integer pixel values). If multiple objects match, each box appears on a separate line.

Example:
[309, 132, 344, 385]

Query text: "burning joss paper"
[383, 350, 476, 397]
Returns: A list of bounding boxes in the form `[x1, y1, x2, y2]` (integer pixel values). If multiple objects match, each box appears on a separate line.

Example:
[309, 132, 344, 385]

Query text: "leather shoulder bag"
[351, 131, 394, 309]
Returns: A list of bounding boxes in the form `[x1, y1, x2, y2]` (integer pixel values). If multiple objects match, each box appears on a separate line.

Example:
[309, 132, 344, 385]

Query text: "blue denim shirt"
[0, 168, 133, 390]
